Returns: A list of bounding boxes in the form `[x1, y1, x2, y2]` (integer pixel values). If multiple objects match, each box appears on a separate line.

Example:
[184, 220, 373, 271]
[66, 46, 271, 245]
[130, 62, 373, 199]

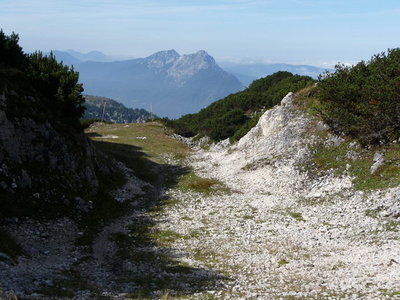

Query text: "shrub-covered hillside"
[316, 48, 400, 145]
[83, 95, 154, 124]
[165, 71, 315, 141]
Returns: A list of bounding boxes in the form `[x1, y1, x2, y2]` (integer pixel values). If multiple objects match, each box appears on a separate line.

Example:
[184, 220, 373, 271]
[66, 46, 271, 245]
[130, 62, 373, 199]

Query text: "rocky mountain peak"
[146, 49, 180, 68]
[192, 50, 216, 65]
[167, 50, 218, 83]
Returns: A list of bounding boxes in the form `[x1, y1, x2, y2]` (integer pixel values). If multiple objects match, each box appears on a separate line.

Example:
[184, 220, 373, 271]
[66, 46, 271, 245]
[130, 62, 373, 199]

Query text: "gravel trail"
[154, 93, 400, 299]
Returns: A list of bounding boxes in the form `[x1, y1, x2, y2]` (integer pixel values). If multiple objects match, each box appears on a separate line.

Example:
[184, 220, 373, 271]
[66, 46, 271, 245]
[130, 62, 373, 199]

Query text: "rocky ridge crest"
[145, 49, 220, 84]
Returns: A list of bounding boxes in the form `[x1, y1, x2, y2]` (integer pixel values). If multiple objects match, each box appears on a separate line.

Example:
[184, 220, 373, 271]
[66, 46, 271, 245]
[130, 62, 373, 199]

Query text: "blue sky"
[1, 0, 399, 67]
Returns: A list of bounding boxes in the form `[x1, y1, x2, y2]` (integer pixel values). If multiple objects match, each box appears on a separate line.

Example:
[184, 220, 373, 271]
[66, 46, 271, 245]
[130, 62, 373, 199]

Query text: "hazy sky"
[1, 0, 399, 67]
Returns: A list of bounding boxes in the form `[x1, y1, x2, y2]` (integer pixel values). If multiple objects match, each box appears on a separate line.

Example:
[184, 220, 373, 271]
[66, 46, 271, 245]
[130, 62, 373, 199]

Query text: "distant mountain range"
[53, 50, 243, 118]
[51, 50, 113, 65]
[83, 95, 154, 123]
[220, 62, 331, 86]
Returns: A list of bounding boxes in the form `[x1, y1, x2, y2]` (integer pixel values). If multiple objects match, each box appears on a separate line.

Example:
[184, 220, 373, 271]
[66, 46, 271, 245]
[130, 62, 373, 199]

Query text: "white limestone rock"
[370, 152, 384, 174]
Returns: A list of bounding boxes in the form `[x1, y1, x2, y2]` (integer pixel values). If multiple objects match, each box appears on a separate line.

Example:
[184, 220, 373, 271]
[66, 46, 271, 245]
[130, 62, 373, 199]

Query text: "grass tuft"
[278, 259, 289, 266]
[287, 211, 305, 222]
[177, 172, 229, 194]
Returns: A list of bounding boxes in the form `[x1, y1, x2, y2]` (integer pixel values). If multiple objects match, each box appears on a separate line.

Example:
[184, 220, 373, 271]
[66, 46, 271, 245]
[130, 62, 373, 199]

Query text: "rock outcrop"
[0, 87, 105, 215]
[237, 92, 312, 164]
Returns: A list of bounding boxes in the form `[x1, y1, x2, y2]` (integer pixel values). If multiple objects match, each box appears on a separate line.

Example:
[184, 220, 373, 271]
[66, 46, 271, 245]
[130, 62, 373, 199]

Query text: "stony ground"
[153, 93, 400, 299]
[157, 151, 400, 299]
[1, 96, 400, 299]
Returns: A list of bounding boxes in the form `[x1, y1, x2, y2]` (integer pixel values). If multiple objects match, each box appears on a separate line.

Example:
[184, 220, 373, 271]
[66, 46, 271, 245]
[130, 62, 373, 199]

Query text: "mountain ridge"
[220, 62, 331, 86]
[50, 50, 113, 64]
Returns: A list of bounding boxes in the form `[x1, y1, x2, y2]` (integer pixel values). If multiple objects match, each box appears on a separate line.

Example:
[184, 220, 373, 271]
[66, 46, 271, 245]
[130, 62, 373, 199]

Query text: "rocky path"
[155, 150, 400, 299]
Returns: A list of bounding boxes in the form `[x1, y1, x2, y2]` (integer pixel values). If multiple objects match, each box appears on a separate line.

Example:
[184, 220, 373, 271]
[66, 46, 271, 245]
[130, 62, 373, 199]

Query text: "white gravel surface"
[155, 93, 400, 299]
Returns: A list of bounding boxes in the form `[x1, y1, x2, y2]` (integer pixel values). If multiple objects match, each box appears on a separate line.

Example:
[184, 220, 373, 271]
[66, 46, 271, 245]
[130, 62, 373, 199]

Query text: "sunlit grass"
[311, 140, 400, 191]
[87, 122, 189, 164]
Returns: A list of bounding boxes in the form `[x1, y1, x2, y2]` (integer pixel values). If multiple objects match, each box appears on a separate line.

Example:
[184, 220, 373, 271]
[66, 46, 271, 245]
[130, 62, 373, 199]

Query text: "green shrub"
[27, 51, 85, 125]
[317, 48, 400, 145]
[0, 30, 86, 130]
